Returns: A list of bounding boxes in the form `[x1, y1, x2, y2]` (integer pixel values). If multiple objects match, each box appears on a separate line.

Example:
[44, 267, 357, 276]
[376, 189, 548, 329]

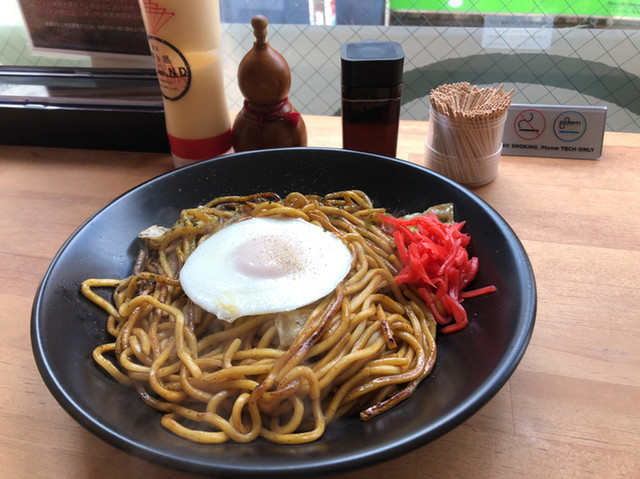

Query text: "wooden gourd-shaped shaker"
[232, 15, 307, 152]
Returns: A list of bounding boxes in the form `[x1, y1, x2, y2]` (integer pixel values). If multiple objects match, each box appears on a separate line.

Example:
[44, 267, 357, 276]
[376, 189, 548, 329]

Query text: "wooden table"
[1, 115, 639, 478]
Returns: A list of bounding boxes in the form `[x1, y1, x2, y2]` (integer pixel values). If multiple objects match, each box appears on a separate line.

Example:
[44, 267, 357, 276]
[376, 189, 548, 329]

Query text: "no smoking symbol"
[514, 109, 546, 140]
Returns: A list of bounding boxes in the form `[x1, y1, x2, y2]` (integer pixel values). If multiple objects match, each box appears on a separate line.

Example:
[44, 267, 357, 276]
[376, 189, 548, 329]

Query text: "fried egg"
[179, 217, 353, 322]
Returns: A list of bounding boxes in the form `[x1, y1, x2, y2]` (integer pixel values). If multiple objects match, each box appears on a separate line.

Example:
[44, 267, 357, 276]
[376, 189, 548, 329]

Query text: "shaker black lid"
[341, 40, 404, 88]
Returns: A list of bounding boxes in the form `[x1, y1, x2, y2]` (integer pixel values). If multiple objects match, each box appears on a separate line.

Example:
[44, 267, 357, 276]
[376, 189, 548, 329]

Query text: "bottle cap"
[341, 40, 404, 88]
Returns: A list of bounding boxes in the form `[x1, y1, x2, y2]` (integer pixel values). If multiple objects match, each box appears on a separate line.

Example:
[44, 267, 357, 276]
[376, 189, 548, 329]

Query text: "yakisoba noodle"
[81, 191, 438, 445]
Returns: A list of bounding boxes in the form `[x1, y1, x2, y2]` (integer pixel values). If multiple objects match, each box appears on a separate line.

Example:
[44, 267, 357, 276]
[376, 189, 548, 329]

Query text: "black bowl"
[31, 147, 536, 477]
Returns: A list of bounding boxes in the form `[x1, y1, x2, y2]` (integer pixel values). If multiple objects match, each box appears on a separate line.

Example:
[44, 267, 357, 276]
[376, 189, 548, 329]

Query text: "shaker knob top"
[252, 15, 268, 44]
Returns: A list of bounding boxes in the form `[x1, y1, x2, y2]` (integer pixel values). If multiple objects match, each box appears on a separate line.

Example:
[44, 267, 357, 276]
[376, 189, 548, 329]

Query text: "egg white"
[179, 216, 353, 322]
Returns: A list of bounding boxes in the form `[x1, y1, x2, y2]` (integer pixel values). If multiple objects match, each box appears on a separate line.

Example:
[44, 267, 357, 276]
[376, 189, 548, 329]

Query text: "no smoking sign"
[515, 109, 545, 140]
[502, 104, 606, 159]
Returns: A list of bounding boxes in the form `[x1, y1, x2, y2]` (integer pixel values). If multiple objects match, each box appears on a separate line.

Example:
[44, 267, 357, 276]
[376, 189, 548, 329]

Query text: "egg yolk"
[233, 235, 303, 279]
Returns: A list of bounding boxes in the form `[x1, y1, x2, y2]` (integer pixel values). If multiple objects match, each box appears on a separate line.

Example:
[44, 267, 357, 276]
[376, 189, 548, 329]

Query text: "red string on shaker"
[242, 97, 301, 148]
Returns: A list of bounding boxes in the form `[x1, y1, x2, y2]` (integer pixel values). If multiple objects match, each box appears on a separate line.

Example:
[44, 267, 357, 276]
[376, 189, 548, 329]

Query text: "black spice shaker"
[341, 40, 404, 157]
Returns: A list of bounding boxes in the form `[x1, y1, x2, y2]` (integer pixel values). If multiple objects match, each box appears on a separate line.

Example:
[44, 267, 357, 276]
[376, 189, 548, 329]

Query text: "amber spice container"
[341, 40, 404, 157]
